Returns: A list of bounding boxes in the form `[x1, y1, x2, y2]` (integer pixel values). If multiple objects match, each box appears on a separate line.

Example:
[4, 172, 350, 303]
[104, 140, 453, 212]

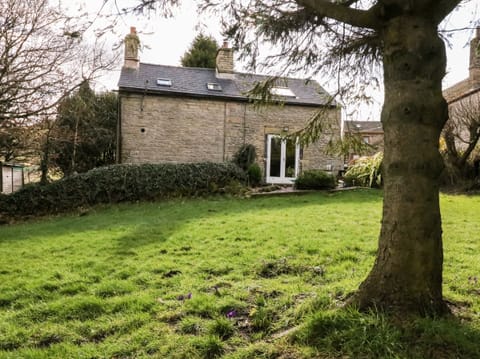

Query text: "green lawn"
[0, 189, 479, 358]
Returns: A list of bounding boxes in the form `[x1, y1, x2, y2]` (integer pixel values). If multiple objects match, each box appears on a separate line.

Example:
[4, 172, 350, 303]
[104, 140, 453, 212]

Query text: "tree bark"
[350, 16, 450, 315]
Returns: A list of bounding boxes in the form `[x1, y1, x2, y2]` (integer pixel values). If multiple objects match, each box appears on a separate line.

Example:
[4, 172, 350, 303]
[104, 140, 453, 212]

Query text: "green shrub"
[233, 144, 256, 171]
[344, 152, 383, 188]
[294, 170, 336, 190]
[247, 163, 262, 187]
[0, 162, 246, 220]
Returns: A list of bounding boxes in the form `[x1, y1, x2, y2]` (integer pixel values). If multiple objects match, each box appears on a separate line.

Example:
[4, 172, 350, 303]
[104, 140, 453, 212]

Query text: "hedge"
[294, 170, 336, 190]
[0, 162, 246, 220]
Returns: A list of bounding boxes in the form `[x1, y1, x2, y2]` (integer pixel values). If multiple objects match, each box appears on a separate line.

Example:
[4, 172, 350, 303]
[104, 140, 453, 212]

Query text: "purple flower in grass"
[226, 309, 237, 318]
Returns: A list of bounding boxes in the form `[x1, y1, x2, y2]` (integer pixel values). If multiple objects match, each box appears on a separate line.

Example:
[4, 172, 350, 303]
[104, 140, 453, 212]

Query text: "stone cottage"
[117, 27, 342, 184]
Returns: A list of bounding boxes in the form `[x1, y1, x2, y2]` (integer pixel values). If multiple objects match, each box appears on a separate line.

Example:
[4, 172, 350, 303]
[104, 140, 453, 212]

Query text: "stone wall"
[226, 104, 342, 173]
[119, 93, 343, 175]
[120, 95, 225, 164]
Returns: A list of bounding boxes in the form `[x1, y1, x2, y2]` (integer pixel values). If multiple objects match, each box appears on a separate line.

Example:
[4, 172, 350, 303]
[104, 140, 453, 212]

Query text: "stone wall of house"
[119, 93, 343, 175]
[120, 94, 226, 163]
[223, 103, 342, 173]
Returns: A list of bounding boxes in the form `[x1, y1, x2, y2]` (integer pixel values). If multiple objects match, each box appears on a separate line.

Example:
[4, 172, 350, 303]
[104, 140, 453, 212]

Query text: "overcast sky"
[79, 0, 479, 120]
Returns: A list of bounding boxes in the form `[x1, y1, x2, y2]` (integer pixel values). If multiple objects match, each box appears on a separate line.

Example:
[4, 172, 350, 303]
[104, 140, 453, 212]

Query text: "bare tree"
[0, 123, 27, 162]
[0, 0, 118, 164]
[443, 93, 480, 178]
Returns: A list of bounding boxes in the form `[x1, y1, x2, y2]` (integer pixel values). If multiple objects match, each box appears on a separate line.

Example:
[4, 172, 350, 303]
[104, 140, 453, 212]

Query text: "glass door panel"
[285, 138, 297, 178]
[269, 136, 282, 177]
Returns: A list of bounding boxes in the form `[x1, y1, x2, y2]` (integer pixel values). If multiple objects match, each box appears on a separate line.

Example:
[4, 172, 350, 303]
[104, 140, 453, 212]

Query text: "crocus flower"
[226, 310, 237, 318]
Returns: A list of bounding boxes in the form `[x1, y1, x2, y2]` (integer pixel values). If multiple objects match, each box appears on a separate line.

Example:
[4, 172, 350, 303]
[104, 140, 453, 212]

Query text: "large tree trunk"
[351, 16, 449, 315]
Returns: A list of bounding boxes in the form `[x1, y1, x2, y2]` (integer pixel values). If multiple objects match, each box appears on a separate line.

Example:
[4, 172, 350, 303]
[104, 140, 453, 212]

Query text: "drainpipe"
[116, 93, 122, 164]
[243, 103, 247, 145]
[223, 102, 227, 161]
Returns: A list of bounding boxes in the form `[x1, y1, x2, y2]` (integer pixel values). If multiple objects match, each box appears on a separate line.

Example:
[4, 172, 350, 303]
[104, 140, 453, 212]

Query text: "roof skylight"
[207, 82, 222, 91]
[157, 78, 172, 87]
[270, 86, 296, 98]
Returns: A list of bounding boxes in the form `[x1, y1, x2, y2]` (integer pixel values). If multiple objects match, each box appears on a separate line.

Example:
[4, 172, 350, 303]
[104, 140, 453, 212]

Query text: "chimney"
[469, 27, 480, 86]
[215, 41, 235, 79]
[124, 26, 140, 70]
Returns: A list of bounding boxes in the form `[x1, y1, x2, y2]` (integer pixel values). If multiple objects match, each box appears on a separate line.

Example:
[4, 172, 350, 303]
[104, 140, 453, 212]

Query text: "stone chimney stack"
[216, 41, 234, 79]
[469, 27, 480, 86]
[124, 27, 140, 70]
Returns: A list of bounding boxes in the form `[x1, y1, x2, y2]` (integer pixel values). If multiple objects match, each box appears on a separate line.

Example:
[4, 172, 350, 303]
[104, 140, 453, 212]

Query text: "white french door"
[266, 134, 300, 184]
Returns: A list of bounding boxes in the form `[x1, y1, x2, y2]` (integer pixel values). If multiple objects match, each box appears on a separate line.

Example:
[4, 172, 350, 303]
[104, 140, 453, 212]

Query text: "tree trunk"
[40, 126, 52, 185]
[350, 16, 449, 315]
[40, 150, 49, 185]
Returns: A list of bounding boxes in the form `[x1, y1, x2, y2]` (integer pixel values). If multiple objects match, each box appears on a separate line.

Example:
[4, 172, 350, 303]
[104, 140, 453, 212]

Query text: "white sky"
[78, 0, 479, 120]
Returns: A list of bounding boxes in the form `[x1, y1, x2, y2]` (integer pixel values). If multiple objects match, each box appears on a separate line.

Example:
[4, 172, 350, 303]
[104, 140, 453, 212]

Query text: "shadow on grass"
[0, 189, 382, 249]
[112, 188, 382, 251]
[292, 307, 480, 359]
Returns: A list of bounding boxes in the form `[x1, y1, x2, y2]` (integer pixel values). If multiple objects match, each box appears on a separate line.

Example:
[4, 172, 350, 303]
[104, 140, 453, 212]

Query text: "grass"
[0, 189, 479, 358]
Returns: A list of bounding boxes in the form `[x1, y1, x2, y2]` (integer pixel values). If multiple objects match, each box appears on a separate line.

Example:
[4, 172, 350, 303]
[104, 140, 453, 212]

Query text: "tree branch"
[433, 0, 464, 23]
[295, 0, 380, 29]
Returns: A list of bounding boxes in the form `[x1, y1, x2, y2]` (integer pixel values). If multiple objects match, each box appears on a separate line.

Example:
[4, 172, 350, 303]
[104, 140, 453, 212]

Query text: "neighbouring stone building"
[342, 120, 384, 163]
[443, 27, 480, 174]
[444, 28, 480, 105]
[117, 27, 342, 184]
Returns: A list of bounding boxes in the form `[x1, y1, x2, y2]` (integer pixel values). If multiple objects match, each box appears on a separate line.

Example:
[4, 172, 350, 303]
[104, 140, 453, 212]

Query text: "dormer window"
[157, 78, 172, 87]
[270, 86, 296, 98]
[207, 82, 222, 91]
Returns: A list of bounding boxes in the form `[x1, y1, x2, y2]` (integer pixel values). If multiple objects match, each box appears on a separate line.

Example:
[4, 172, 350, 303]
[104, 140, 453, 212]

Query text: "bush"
[247, 163, 262, 187]
[294, 170, 336, 190]
[233, 144, 256, 171]
[344, 152, 383, 188]
[0, 162, 246, 220]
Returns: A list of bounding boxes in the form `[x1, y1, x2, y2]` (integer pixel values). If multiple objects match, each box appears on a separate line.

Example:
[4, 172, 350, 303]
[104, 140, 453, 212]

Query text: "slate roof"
[344, 121, 383, 134]
[118, 63, 335, 107]
[443, 78, 480, 104]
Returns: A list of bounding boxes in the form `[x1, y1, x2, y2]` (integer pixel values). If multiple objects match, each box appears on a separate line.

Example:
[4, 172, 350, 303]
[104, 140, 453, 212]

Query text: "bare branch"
[0, 0, 118, 125]
[443, 92, 480, 171]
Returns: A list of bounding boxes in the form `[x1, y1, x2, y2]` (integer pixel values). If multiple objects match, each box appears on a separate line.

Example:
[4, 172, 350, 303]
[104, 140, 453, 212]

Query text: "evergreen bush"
[294, 170, 336, 190]
[0, 162, 246, 220]
[247, 163, 262, 187]
[232, 144, 256, 171]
